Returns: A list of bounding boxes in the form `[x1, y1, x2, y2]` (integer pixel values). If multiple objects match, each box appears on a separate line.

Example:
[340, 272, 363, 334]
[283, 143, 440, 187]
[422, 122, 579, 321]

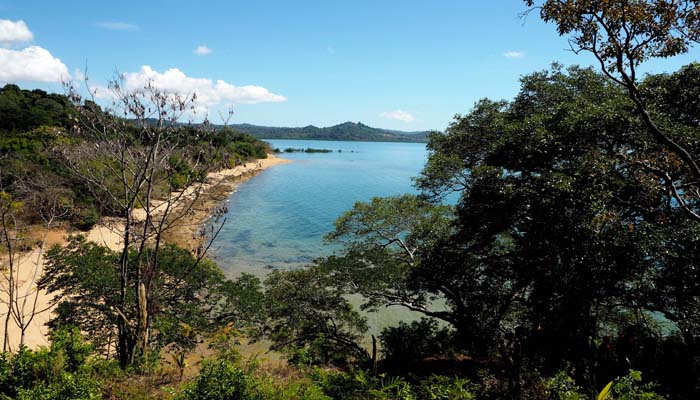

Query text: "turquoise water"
[210, 139, 428, 278]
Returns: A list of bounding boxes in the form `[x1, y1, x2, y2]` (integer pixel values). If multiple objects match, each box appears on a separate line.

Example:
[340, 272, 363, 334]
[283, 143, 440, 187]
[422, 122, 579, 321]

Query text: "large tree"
[325, 65, 700, 395]
[40, 237, 228, 360]
[524, 0, 700, 223]
[61, 79, 229, 367]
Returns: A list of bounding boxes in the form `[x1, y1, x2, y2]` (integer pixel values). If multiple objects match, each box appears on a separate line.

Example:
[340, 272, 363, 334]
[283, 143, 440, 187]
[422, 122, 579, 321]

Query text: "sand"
[0, 154, 290, 350]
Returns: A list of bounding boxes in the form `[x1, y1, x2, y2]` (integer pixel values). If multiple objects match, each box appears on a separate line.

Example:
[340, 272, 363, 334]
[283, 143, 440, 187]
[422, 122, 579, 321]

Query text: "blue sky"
[0, 0, 696, 131]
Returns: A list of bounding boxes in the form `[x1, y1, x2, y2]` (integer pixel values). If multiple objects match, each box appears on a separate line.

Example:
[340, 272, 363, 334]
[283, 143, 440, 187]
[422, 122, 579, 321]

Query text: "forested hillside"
[228, 121, 430, 142]
[0, 84, 270, 229]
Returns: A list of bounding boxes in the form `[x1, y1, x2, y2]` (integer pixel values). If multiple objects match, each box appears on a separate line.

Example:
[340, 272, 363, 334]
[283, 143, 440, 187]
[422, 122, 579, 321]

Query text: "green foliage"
[379, 318, 457, 368]
[177, 358, 261, 400]
[310, 369, 477, 400]
[0, 85, 73, 133]
[0, 85, 271, 229]
[312, 369, 415, 400]
[228, 121, 428, 143]
[542, 370, 587, 400]
[261, 266, 370, 367]
[0, 327, 102, 400]
[40, 237, 228, 360]
[73, 203, 99, 231]
[48, 327, 94, 372]
[414, 375, 477, 400]
[15, 373, 101, 400]
[607, 370, 665, 400]
[319, 64, 700, 399]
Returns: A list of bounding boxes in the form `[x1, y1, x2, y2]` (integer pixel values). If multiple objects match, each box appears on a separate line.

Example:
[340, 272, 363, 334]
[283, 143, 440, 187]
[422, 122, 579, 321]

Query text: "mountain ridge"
[223, 121, 432, 142]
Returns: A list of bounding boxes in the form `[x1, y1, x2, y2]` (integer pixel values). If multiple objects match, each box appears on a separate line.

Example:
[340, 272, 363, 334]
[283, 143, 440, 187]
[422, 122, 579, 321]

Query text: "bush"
[312, 369, 415, 400]
[541, 370, 587, 400]
[608, 370, 666, 400]
[415, 375, 477, 400]
[49, 326, 93, 372]
[73, 205, 99, 231]
[177, 358, 260, 400]
[0, 328, 101, 399]
[16, 372, 101, 400]
[380, 318, 456, 369]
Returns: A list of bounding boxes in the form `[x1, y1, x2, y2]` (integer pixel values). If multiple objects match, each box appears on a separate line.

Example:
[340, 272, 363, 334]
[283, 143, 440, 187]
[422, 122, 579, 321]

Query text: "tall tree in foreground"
[327, 65, 700, 397]
[523, 0, 700, 222]
[61, 79, 228, 367]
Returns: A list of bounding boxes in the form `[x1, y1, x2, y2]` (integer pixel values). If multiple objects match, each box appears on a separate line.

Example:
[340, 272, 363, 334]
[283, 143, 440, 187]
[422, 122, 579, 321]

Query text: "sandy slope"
[0, 154, 290, 350]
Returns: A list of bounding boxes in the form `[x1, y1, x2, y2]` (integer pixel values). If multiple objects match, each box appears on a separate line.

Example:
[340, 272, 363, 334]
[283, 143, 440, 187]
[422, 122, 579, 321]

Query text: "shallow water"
[210, 139, 428, 277]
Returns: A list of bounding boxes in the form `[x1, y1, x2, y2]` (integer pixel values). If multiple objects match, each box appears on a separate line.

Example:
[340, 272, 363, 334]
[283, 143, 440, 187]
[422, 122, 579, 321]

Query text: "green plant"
[415, 375, 477, 400]
[599, 370, 665, 400]
[543, 370, 587, 400]
[177, 358, 261, 400]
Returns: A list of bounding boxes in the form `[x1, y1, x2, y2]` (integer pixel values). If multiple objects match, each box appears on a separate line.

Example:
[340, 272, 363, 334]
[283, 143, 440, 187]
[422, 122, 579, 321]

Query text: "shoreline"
[160, 153, 292, 250]
[0, 153, 291, 350]
[87, 153, 292, 253]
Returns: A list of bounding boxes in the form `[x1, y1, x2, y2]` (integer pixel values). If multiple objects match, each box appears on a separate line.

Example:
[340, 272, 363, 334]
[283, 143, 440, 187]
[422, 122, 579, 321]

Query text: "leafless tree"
[0, 172, 70, 350]
[62, 76, 230, 366]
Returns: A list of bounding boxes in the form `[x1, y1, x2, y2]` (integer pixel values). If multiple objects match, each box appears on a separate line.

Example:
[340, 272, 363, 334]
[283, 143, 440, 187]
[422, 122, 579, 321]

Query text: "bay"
[210, 139, 428, 277]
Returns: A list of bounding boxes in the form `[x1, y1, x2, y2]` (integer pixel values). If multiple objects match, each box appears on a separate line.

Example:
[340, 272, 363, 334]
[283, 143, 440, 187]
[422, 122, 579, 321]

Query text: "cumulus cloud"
[194, 45, 212, 55]
[0, 46, 70, 83]
[0, 19, 33, 45]
[503, 51, 525, 59]
[93, 66, 285, 113]
[380, 109, 415, 123]
[95, 22, 139, 32]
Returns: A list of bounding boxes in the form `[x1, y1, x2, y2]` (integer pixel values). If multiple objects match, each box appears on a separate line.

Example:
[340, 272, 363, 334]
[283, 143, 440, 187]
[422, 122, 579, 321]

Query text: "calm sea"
[210, 139, 428, 277]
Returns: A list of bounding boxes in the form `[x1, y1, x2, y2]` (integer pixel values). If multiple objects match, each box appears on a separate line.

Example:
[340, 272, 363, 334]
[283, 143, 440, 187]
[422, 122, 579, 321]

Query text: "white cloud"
[0, 46, 70, 83]
[95, 22, 139, 32]
[380, 109, 415, 123]
[194, 45, 212, 55]
[503, 51, 525, 59]
[0, 19, 33, 45]
[97, 66, 285, 113]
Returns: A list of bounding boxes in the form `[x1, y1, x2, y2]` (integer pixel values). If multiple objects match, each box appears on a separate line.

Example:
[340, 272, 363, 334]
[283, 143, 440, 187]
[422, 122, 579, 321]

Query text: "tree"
[0, 171, 71, 351]
[524, 0, 700, 222]
[61, 78, 230, 367]
[324, 194, 454, 317]
[261, 266, 374, 368]
[326, 65, 700, 397]
[40, 237, 228, 360]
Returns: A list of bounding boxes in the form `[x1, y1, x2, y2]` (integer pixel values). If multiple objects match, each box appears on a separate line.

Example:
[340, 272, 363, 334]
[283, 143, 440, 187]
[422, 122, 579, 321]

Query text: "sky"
[0, 0, 697, 131]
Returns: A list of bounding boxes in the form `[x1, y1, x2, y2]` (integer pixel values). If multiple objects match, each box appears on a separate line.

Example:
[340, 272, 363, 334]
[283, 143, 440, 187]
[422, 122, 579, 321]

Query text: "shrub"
[541, 370, 586, 400]
[607, 370, 666, 400]
[380, 318, 456, 369]
[73, 205, 99, 231]
[415, 375, 477, 400]
[177, 358, 260, 400]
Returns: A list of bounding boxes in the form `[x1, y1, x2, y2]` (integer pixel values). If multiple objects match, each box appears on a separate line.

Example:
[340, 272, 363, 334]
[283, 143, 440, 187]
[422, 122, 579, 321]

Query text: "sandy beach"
[0, 153, 290, 350]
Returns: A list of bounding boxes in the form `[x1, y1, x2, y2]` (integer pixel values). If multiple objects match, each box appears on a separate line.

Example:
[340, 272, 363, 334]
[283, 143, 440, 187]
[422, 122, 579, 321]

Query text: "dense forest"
[0, 1, 699, 399]
[226, 122, 429, 143]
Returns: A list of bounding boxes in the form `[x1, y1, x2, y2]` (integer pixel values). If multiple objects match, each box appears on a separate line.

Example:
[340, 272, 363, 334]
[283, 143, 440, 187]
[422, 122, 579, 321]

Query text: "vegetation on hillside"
[0, 84, 270, 231]
[228, 121, 429, 143]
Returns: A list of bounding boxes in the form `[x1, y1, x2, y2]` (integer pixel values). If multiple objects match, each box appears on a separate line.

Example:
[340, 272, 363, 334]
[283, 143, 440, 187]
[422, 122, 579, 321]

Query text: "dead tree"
[62, 77, 230, 367]
[0, 172, 70, 350]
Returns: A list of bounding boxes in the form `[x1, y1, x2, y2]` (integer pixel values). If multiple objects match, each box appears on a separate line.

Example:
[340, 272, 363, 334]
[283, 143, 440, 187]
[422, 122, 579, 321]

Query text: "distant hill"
[224, 121, 431, 143]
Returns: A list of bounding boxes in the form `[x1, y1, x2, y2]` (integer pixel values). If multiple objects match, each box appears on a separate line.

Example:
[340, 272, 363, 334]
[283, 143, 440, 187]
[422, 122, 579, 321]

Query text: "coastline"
[86, 153, 291, 253]
[160, 153, 292, 250]
[0, 153, 290, 350]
